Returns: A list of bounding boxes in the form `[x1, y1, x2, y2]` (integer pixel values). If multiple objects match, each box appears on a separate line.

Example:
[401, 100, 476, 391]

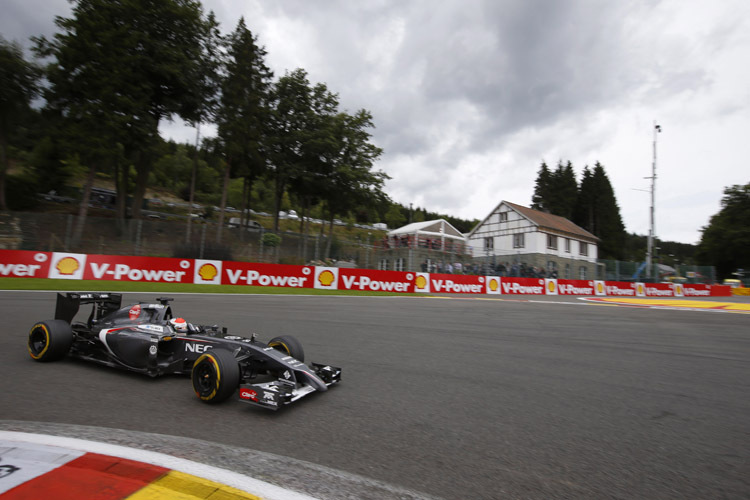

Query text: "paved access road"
[1, 292, 748, 499]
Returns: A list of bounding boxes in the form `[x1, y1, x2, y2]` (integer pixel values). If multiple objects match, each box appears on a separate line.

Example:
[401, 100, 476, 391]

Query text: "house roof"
[388, 219, 465, 240]
[469, 201, 599, 242]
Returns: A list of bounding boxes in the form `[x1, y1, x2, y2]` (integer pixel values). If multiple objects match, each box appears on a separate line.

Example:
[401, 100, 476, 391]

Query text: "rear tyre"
[191, 349, 240, 404]
[268, 335, 304, 362]
[28, 320, 73, 362]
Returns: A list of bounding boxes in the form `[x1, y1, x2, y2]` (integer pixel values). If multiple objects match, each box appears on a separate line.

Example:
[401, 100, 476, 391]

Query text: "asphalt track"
[1, 291, 749, 499]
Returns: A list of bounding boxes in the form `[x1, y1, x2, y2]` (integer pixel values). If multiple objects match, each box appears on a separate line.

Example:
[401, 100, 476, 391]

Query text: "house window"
[579, 242, 588, 256]
[547, 235, 558, 250]
[579, 266, 587, 279]
[498, 212, 508, 222]
[513, 233, 525, 248]
[379, 259, 388, 271]
[565, 263, 571, 279]
[484, 237, 494, 251]
[565, 238, 571, 253]
[547, 261, 557, 277]
[395, 258, 405, 272]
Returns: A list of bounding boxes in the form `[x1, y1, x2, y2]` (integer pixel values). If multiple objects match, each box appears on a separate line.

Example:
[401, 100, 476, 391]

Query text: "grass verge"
[0, 278, 420, 296]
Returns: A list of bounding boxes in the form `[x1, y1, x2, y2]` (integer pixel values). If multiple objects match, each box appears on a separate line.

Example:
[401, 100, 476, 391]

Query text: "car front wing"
[238, 362, 342, 410]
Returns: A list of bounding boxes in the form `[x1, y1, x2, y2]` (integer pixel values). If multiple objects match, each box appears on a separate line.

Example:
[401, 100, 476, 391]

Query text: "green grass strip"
[0, 277, 421, 296]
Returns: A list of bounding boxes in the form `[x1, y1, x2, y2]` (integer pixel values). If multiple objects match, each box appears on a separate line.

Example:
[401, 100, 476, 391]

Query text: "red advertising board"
[428, 273, 486, 294]
[640, 282, 674, 297]
[82, 254, 194, 283]
[338, 268, 415, 293]
[603, 281, 637, 296]
[0, 250, 52, 278]
[499, 277, 546, 295]
[556, 279, 596, 295]
[0, 250, 737, 298]
[710, 285, 732, 297]
[221, 262, 314, 288]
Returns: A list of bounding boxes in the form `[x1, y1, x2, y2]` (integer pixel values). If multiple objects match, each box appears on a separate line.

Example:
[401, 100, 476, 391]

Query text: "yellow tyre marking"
[194, 353, 220, 401]
[269, 341, 290, 355]
[28, 323, 50, 360]
[126, 470, 262, 499]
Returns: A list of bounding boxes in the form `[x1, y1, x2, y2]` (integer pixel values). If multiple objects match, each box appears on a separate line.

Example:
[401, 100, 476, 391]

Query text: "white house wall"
[468, 202, 598, 263]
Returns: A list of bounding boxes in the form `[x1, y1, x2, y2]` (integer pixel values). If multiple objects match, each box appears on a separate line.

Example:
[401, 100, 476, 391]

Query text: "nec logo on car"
[185, 342, 213, 353]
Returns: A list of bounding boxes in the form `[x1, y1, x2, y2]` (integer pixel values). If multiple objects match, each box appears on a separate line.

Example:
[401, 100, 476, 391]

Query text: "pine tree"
[531, 162, 552, 212]
[573, 163, 626, 259]
[548, 160, 578, 219]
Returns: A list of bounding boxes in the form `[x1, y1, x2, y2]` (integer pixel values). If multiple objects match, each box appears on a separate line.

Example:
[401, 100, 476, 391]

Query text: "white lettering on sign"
[606, 286, 635, 296]
[341, 275, 409, 292]
[559, 284, 593, 295]
[185, 343, 213, 353]
[501, 282, 544, 294]
[431, 280, 483, 293]
[90, 263, 185, 282]
[683, 287, 710, 296]
[225, 269, 307, 287]
[645, 287, 674, 297]
[0, 263, 42, 277]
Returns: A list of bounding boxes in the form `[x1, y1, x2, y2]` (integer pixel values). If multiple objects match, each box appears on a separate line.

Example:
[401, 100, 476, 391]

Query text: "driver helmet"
[169, 317, 188, 333]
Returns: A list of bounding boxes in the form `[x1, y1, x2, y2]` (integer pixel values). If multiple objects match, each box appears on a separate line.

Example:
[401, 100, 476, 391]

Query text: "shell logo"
[488, 278, 499, 292]
[198, 263, 218, 281]
[415, 275, 427, 290]
[596, 282, 604, 294]
[675, 284, 683, 295]
[318, 270, 335, 287]
[637, 284, 644, 295]
[547, 281, 556, 293]
[56, 256, 80, 275]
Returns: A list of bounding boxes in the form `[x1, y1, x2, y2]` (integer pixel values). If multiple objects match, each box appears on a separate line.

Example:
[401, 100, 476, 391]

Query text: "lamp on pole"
[645, 122, 661, 279]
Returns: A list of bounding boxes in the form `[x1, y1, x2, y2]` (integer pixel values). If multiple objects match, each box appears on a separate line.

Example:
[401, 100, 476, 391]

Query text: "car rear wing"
[55, 292, 123, 324]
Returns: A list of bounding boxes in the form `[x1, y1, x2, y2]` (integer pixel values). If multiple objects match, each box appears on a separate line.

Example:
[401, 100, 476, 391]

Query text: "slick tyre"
[28, 320, 73, 362]
[191, 349, 240, 404]
[268, 335, 305, 362]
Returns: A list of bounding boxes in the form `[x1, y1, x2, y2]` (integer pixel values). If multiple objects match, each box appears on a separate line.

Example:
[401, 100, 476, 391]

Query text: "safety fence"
[0, 211, 381, 266]
[0, 249, 732, 298]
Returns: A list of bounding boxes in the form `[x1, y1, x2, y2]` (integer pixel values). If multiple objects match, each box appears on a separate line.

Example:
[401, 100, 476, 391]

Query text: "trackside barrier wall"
[0, 250, 732, 297]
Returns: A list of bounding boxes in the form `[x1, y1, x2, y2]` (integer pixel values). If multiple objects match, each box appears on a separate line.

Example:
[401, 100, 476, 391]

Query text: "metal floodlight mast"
[645, 122, 661, 279]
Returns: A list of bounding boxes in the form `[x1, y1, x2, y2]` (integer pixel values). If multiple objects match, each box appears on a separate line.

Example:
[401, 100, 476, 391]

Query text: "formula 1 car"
[27, 293, 341, 410]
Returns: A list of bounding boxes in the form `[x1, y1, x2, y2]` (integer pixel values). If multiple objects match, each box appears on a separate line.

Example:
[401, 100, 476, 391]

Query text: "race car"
[27, 292, 341, 410]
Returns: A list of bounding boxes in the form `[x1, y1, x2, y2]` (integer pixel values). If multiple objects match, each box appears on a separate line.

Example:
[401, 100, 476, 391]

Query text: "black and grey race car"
[27, 292, 341, 410]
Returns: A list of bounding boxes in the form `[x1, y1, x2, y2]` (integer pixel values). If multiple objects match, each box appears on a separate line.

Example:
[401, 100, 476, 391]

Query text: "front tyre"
[191, 349, 240, 404]
[268, 335, 305, 362]
[28, 320, 73, 362]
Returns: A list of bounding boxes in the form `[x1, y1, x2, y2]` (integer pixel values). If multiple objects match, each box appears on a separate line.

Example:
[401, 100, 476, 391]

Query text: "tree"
[215, 18, 273, 242]
[386, 204, 406, 228]
[530, 160, 578, 219]
[0, 37, 40, 210]
[697, 182, 750, 278]
[319, 109, 387, 257]
[573, 163, 626, 259]
[268, 69, 315, 231]
[34, 0, 221, 230]
[551, 161, 578, 220]
[530, 162, 552, 212]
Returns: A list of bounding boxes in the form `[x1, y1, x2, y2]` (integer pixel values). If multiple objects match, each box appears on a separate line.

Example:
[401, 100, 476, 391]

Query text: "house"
[467, 201, 599, 279]
[374, 219, 472, 272]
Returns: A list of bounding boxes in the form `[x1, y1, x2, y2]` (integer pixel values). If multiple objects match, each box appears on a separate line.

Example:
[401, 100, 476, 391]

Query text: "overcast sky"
[3, 0, 749, 244]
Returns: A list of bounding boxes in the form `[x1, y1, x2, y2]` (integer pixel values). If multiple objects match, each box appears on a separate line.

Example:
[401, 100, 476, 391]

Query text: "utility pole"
[645, 122, 661, 279]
